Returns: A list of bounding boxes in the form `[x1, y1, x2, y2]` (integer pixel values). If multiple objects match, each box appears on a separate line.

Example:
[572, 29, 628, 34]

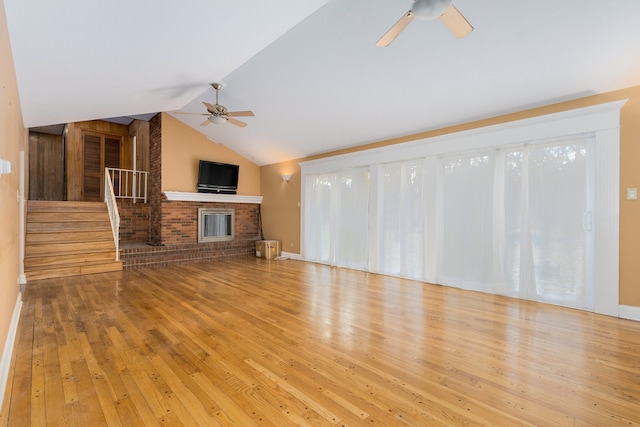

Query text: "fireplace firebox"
[198, 208, 234, 242]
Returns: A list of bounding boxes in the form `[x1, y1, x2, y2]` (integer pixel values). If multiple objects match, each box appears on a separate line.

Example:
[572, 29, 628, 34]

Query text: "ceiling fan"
[377, 0, 473, 47]
[177, 83, 254, 127]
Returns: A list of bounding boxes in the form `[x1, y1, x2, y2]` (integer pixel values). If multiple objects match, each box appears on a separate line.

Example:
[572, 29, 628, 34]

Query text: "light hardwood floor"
[1, 257, 640, 426]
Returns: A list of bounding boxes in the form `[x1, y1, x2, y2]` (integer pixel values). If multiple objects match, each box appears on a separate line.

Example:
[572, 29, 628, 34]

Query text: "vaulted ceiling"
[5, 0, 640, 165]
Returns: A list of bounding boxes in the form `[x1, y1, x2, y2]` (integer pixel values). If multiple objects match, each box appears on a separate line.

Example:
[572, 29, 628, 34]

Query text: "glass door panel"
[505, 139, 593, 310]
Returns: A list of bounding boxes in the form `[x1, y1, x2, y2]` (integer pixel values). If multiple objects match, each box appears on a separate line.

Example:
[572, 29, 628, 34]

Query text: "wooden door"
[82, 132, 121, 201]
[105, 136, 121, 197]
[29, 131, 65, 200]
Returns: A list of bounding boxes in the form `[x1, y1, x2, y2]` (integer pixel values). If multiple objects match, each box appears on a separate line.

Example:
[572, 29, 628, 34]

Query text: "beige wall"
[260, 85, 640, 308]
[161, 113, 260, 195]
[260, 160, 301, 252]
[0, 0, 26, 367]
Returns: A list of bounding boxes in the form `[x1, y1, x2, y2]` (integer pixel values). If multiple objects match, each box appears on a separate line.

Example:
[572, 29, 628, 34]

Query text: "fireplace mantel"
[164, 191, 263, 204]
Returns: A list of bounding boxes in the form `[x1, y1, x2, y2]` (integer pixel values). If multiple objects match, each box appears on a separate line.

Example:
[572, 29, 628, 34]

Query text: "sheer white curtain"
[335, 170, 370, 269]
[300, 102, 621, 315]
[504, 138, 593, 309]
[303, 138, 594, 310]
[303, 169, 369, 269]
[303, 174, 333, 263]
[437, 152, 497, 292]
[437, 137, 593, 309]
[370, 160, 425, 280]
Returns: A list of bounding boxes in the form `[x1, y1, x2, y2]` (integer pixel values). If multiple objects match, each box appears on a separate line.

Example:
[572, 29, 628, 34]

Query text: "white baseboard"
[619, 305, 640, 322]
[280, 251, 302, 260]
[0, 292, 22, 411]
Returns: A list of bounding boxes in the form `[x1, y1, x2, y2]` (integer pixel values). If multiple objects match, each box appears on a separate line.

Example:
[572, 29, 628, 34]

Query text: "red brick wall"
[119, 200, 261, 269]
[117, 199, 149, 244]
[121, 240, 257, 269]
[161, 201, 260, 245]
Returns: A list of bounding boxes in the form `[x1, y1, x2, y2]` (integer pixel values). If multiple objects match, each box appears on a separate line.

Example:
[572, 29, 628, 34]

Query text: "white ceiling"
[5, 0, 640, 166]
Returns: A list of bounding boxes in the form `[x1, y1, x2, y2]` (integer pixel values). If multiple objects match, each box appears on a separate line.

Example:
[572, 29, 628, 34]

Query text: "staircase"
[25, 201, 123, 281]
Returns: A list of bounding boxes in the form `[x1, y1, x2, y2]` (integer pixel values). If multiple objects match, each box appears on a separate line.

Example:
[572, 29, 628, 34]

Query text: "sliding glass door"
[303, 138, 595, 310]
[303, 169, 369, 270]
[504, 138, 594, 309]
[438, 152, 497, 293]
[301, 102, 621, 315]
[436, 137, 594, 309]
[371, 160, 425, 280]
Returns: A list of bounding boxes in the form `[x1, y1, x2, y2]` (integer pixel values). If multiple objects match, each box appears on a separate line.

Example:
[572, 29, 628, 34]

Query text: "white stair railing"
[106, 167, 149, 203]
[104, 169, 120, 261]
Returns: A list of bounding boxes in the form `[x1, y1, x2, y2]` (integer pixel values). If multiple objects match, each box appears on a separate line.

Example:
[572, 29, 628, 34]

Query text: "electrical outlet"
[627, 188, 638, 200]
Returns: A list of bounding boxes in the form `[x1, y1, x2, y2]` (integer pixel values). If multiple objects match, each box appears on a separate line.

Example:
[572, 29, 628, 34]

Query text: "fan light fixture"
[376, 0, 473, 47]
[210, 116, 227, 124]
[174, 83, 255, 128]
[412, 0, 452, 20]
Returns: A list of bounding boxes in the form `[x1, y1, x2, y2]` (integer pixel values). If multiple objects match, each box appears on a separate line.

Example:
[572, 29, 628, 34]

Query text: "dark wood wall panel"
[66, 120, 129, 201]
[128, 120, 150, 172]
[83, 134, 102, 201]
[29, 132, 64, 201]
[105, 137, 121, 168]
[62, 119, 149, 201]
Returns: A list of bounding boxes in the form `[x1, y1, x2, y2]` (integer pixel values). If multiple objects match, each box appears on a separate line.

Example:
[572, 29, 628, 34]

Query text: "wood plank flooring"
[2, 257, 640, 426]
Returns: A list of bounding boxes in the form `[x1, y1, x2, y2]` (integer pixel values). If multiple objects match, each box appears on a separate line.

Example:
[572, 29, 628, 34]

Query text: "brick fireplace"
[119, 114, 262, 269]
[120, 195, 261, 269]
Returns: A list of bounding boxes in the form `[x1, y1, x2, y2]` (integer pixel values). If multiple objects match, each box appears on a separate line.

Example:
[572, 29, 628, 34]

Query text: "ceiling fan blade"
[200, 118, 211, 126]
[202, 101, 216, 113]
[438, 4, 473, 39]
[227, 111, 255, 117]
[227, 117, 247, 128]
[376, 11, 414, 47]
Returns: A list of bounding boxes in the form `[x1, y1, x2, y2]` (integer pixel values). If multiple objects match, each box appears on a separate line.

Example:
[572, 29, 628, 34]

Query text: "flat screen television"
[197, 160, 239, 194]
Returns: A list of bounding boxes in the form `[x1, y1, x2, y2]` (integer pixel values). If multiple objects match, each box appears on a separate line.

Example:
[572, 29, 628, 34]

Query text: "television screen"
[197, 160, 239, 194]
